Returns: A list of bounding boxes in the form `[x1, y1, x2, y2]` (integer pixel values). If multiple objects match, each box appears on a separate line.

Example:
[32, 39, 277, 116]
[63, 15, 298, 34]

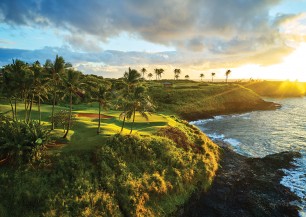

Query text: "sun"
[276, 43, 306, 82]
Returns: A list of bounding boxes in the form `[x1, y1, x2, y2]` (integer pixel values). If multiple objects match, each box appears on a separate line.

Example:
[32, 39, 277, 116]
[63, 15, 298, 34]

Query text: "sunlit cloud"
[0, 0, 305, 80]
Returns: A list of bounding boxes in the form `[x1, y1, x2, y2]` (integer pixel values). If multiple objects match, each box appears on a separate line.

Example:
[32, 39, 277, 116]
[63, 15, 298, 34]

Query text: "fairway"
[0, 100, 172, 152]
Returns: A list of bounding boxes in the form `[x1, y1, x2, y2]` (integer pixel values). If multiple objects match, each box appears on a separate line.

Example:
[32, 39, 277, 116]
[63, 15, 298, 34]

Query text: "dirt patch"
[76, 113, 114, 119]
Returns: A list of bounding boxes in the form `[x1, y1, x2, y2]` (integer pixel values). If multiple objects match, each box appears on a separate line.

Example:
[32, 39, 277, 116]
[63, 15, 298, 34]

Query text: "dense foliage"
[0, 120, 219, 216]
[0, 120, 49, 164]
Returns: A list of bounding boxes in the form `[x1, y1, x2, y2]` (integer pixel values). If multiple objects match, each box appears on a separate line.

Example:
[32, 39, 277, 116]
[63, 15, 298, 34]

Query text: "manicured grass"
[0, 100, 173, 152]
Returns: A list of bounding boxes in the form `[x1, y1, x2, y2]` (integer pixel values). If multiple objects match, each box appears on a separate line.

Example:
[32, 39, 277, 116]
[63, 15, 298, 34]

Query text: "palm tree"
[120, 85, 155, 134]
[200, 73, 204, 81]
[2, 61, 22, 121]
[96, 82, 111, 134]
[185, 75, 189, 80]
[225, 69, 231, 83]
[174, 69, 181, 80]
[119, 68, 142, 132]
[30, 61, 49, 125]
[154, 68, 159, 80]
[141, 68, 147, 79]
[147, 73, 153, 80]
[211, 72, 216, 82]
[158, 68, 164, 80]
[44, 55, 71, 130]
[61, 69, 83, 138]
[123, 67, 142, 93]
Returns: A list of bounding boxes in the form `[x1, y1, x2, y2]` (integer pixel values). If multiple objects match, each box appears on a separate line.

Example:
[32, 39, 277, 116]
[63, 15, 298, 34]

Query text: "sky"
[0, 0, 306, 81]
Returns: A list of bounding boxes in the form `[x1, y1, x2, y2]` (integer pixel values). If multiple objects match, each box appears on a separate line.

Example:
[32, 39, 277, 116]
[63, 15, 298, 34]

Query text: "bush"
[0, 120, 50, 164]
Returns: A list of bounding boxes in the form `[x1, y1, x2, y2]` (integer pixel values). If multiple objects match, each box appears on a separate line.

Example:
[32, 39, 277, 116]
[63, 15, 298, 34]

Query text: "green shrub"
[0, 120, 49, 164]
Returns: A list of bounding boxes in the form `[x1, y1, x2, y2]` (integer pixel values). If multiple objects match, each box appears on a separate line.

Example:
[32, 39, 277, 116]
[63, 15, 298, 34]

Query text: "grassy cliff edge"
[149, 83, 278, 121]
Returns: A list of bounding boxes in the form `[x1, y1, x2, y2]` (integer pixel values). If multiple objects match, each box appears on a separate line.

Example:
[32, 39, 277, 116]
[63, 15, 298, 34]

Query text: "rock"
[178, 142, 301, 217]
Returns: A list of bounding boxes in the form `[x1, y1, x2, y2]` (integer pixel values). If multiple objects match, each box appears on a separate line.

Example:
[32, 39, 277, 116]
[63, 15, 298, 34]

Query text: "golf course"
[1, 57, 305, 216]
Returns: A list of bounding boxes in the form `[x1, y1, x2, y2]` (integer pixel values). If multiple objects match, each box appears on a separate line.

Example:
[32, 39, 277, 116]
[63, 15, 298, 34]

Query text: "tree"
[154, 68, 159, 80]
[147, 73, 153, 80]
[30, 61, 49, 125]
[185, 75, 189, 80]
[211, 72, 216, 82]
[61, 69, 84, 138]
[141, 68, 147, 79]
[95, 81, 112, 134]
[175, 74, 179, 80]
[174, 69, 181, 80]
[200, 73, 204, 81]
[158, 68, 164, 80]
[2, 59, 33, 122]
[123, 67, 142, 92]
[44, 55, 71, 130]
[225, 69, 231, 83]
[119, 68, 142, 132]
[120, 85, 155, 134]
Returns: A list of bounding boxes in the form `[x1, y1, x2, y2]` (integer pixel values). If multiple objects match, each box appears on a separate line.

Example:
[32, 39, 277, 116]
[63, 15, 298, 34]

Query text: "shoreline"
[177, 141, 302, 217]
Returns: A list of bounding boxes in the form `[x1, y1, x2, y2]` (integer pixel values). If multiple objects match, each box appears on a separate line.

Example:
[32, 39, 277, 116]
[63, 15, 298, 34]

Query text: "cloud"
[0, 0, 305, 73]
[0, 0, 286, 53]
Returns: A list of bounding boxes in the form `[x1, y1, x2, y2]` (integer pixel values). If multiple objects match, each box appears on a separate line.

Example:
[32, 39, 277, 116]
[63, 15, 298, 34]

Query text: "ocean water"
[190, 97, 306, 216]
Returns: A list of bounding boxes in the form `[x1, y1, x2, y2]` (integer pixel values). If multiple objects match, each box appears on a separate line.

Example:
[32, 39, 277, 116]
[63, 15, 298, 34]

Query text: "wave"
[281, 154, 306, 216]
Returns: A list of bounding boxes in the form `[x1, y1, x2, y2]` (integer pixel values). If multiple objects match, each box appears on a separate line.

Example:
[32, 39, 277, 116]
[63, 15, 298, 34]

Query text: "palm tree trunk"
[27, 94, 34, 123]
[51, 91, 56, 130]
[130, 107, 136, 134]
[120, 116, 126, 133]
[9, 98, 15, 121]
[63, 90, 72, 138]
[14, 98, 18, 121]
[24, 98, 28, 122]
[38, 96, 41, 125]
[226, 76, 228, 83]
[97, 101, 101, 134]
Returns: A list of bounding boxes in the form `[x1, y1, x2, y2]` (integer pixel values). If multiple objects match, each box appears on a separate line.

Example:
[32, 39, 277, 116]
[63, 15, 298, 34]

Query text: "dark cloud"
[0, 0, 285, 53]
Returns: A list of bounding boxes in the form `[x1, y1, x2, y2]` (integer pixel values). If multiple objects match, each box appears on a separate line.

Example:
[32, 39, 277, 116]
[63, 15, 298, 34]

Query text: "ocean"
[190, 97, 306, 216]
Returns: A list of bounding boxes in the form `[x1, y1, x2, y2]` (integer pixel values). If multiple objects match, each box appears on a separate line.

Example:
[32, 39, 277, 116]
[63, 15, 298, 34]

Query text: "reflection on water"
[191, 97, 306, 216]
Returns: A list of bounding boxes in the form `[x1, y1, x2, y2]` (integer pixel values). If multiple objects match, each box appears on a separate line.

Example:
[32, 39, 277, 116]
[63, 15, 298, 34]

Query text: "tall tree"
[158, 68, 164, 80]
[30, 61, 49, 125]
[147, 73, 153, 80]
[200, 73, 204, 81]
[61, 69, 83, 138]
[211, 72, 216, 82]
[174, 69, 181, 80]
[95, 81, 112, 134]
[225, 69, 231, 83]
[119, 68, 142, 132]
[154, 68, 159, 80]
[120, 85, 155, 134]
[44, 55, 71, 130]
[141, 68, 147, 79]
[2, 59, 32, 121]
[123, 67, 142, 92]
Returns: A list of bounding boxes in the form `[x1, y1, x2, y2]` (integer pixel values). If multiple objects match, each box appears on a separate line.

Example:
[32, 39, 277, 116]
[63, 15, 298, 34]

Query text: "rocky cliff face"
[179, 142, 301, 217]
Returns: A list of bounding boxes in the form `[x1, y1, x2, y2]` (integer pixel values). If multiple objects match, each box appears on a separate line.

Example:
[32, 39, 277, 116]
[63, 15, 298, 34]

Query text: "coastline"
[177, 141, 302, 217]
